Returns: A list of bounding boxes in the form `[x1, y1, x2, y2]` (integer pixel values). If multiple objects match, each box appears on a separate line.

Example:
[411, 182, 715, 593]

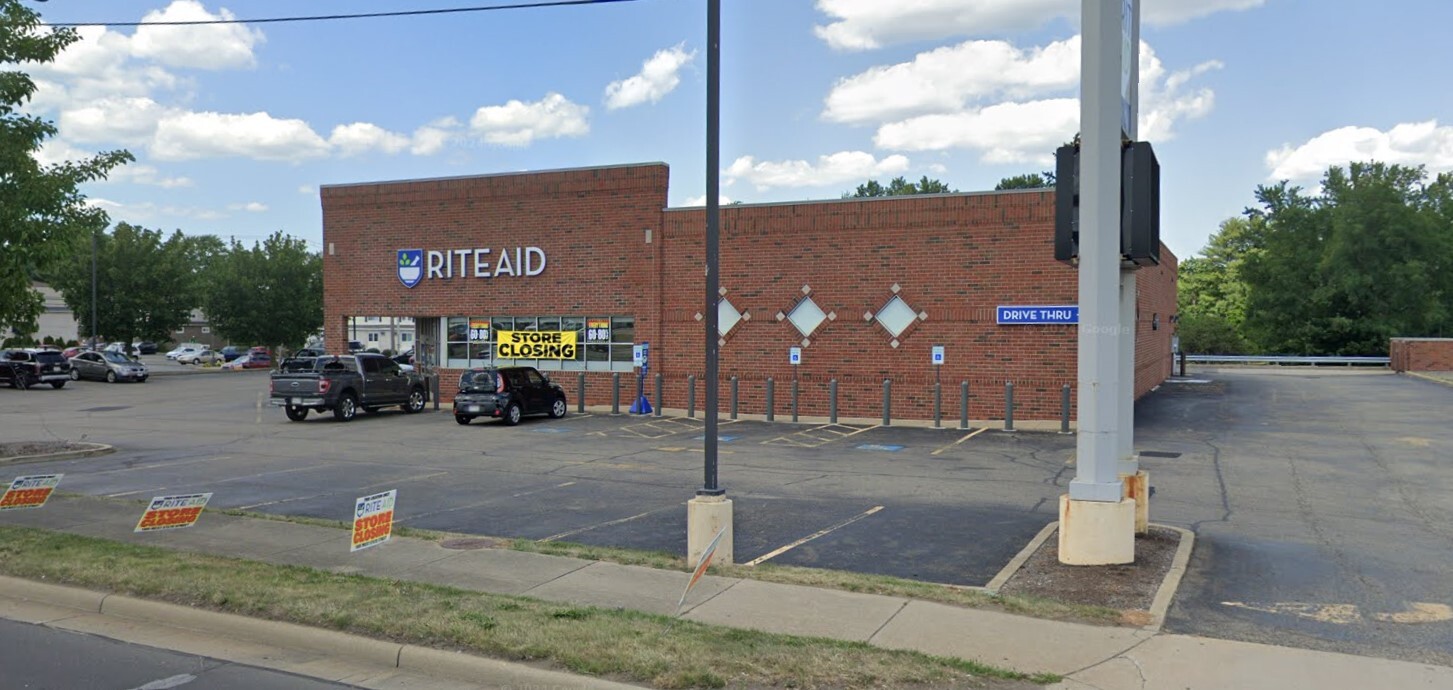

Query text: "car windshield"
[102, 352, 131, 364]
[459, 370, 501, 392]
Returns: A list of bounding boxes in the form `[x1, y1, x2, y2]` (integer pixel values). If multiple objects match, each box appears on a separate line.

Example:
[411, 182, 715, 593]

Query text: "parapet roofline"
[664, 186, 1047, 211]
[319, 162, 669, 191]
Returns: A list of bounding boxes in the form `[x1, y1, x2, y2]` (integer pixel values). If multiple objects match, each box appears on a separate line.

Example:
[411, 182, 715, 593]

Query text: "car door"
[522, 368, 551, 414]
[375, 357, 407, 401]
[78, 353, 100, 380]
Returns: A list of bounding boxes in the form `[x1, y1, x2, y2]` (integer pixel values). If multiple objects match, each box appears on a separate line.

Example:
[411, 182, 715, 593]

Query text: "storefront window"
[440, 315, 636, 372]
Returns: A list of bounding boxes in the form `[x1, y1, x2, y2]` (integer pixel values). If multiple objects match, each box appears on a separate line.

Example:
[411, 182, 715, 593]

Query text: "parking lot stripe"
[537, 503, 682, 543]
[764, 424, 878, 448]
[930, 427, 989, 456]
[744, 505, 885, 567]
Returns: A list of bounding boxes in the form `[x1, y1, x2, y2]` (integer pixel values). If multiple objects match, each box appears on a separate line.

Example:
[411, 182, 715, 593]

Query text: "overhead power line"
[42, 0, 638, 28]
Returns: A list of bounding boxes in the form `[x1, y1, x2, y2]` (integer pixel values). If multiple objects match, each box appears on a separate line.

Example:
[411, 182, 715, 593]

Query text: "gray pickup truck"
[269, 353, 428, 422]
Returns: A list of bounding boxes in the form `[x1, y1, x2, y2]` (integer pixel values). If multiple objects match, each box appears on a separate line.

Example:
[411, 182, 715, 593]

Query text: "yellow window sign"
[495, 330, 578, 359]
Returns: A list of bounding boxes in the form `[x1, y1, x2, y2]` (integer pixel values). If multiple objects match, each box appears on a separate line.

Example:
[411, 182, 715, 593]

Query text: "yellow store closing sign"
[495, 331, 578, 359]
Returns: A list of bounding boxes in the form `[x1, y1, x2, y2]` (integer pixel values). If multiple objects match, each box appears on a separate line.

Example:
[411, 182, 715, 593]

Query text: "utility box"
[1054, 141, 1161, 266]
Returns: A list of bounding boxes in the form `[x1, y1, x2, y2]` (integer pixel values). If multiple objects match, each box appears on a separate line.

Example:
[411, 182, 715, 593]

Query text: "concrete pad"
[256, 534, 455, 577]
[0, 494, 137, 530]
[394, 547, 592, 595]
[0, 597, 89, 625]
[684, 578, 906, 642]
[521, 561, 738, 615]
[1062, 633, 1453, 690]
[869, 599, 1151, 675]
[148, 515, 343, 559]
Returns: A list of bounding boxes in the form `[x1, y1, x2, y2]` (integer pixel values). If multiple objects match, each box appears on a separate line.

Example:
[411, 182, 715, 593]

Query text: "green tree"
[202, 232, 322, 356]
[995, 172, 1055, 190]
[45, 223, 201, 347]
[1175, 217, 1257, 353]
[0, 1, 132, 338]
[845, 175, 957, 198]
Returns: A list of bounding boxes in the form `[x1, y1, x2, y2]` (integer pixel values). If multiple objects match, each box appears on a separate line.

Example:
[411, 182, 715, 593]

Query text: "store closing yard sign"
[352, 490, 396, 552]
[135, 493, 212, 532]
[0, 474, 63, 510]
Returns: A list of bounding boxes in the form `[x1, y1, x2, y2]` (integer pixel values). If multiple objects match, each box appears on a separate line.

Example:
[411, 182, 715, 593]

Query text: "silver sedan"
[69, 351, 149, 383]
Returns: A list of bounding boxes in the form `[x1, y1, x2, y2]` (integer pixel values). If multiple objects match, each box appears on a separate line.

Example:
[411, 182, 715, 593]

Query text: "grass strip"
[0, 525, 1057, 689]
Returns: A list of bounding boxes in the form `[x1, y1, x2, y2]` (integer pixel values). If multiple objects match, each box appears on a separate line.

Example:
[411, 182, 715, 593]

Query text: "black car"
[135, 341, 158, 355]
[0, 360, 37, 389]
[453, 366, 567, 425]
[2, 349, 70, 389]
[219, 345, 246, 361]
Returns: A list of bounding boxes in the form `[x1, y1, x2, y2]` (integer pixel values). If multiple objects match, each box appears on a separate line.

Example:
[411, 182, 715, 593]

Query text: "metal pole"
[90, 230, 98, 348]
[1062, 383, 1072, 433]
[1004, 381, 1015, 431]
[933, 382, 942, 428]
[882, 379, 891, 427]
[791, 377, 799, 423]
[730, 375, 739, 420]
[765, 378, 774, 422]
[688, 374, 697, 418]
[577, 372, 586, 413]
[829, 378, 838, 424]
[960, 381, 969, 430]
[612, 372, 621, 414]
[655, 373, 663, 417]
[700, 0, 723, 496]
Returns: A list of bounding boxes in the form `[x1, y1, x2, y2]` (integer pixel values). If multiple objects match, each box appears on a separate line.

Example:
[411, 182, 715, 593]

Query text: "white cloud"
[410, 117, 462, 155]
[823, 37, 1079, 124]
[328, 122, 411, 156]
[298, 185, 316, 195]
[151, 111, 331, 162]
[724, 151, 910, 191]
[1266, 121, 1453, 181]
[605, 43, 696, 110]
[681, 194, 734, 206]
[84, 199, 225, 221]
[60, 97, 175, 145]
[469, 93, 590, 146]
[813, 0, 1266, 51]
[108, 165, 194, 188]
[130, 0, 265, 70]
[228, 202, 269, 213]
[869, 41, 1218, 164]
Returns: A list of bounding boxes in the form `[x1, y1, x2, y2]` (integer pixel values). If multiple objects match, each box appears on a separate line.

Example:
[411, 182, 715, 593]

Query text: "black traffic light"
[1053, 141, 1160, 266]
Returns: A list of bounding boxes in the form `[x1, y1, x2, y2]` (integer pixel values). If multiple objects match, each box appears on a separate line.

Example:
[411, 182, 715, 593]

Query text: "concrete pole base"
[1120, 470, 1150, 534]
[687, 494, 734, 566]
[1057, 494, 1135, 565]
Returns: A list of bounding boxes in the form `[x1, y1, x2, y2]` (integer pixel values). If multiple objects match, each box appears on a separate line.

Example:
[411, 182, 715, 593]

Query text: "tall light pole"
[90, 229, 98, 349]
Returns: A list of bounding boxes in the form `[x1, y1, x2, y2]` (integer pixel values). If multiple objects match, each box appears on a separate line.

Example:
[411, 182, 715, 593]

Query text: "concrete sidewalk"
[3, 495, 1451, 689]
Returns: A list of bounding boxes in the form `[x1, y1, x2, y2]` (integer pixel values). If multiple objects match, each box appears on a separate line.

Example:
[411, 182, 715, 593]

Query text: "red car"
[243, 353, 273, 369]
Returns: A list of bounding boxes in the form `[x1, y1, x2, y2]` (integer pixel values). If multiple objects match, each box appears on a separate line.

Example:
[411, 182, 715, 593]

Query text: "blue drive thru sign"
[997, 305, 1079, 325]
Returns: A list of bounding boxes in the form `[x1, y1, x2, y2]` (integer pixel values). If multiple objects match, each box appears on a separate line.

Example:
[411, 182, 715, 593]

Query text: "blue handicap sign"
[693, 435, 736, 443]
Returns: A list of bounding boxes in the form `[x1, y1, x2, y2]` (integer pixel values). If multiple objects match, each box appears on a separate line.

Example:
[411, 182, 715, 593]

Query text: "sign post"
[630, 342, 652, 414]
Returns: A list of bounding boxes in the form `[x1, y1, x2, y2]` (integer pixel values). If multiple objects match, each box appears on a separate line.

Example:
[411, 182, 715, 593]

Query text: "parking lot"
[3, 365, 1452, 666]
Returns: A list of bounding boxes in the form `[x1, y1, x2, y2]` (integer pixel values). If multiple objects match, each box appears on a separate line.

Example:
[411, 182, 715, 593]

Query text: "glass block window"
[719, 299, 742, 337]
[787, 297, 827, 337]
[875, 296, 917, 338]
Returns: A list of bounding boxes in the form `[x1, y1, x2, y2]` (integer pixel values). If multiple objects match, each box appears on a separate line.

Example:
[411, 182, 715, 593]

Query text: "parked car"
[347, 340, 365, 352]
[134, 341, 158, 355]
[166, 344, 203, 360]
[61, 346, 86, 359]
[177, 349, 222, 365]
[453, 366, 567, 426]
[223, 353, 272, 370]
[0, 359, 37, 389]
[249, 346, 271, 356]
[219, 346, 245, 361]
[69, 350, 148, 383]
[2, 349, 71, 389]
[269, 353, 428, 422]
[293, 348, 324, 358]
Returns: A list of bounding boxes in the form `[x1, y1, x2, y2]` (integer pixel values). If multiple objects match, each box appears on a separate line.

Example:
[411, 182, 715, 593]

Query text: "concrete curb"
[1402, 371, 1453, 388]
[984, 520, 1058, 592]
[0, 575, 639, 689]
[0, 442, 114, 466]
[1144, 523, 1195, 632]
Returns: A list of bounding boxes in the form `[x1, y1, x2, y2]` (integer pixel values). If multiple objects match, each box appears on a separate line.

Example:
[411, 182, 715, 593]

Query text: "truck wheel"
[503, 402, 522, 426]
[285, 406, 308, 421]
[105, 371, 117, 384]
[51, 381, 65, 389]
[404, 387, 426, 413]
[334, 393, 358, 422]
[455, 414, 471, 425]
[548, 397, 567, 419]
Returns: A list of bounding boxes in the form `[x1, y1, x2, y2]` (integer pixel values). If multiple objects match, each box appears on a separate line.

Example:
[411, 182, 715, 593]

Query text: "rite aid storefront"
[320, 162, 1178, 425]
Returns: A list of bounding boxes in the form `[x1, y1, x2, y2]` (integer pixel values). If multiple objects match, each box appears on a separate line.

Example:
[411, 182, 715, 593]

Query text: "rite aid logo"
[397, 249, 423, 288]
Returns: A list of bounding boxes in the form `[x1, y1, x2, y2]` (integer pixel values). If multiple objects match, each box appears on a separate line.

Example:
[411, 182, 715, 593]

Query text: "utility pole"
[90, 229, 98, 349]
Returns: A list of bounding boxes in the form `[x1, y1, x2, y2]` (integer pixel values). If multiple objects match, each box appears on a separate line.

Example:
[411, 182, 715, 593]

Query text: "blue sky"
[22, 0, 1453, 260]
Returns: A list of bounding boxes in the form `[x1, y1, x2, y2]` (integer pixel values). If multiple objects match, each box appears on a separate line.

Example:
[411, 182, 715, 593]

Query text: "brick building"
[320, 163, 1178, 424]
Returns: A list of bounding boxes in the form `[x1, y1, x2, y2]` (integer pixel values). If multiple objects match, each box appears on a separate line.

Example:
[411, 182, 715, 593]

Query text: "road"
[2, 364, 1451, 666]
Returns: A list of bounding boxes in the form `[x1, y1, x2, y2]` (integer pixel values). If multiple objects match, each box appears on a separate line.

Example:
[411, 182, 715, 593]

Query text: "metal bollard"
[959, 381, 969, 430]
[1004, 381, 1015, 431]
[611, 372, 620, 415]
[731, 376, 739, 420]
[882, 379, 891, 426]
[1061, 383, 1072, 433]
[766, 378, 775, 422]
[791, 378, 799, 423]
[577, 372, 586, 413]
[829, 379, 838, 424]
[1179, 350, 1187, 377]
[654, 373, 663, 417]
[687, 374, 696, 418]
[430, 375, 440, 411]
[933, 382, 942, 428]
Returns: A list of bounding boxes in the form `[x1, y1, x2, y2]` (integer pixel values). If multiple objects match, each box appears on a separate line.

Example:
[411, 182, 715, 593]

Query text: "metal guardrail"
[1184, 354, 1390, 366]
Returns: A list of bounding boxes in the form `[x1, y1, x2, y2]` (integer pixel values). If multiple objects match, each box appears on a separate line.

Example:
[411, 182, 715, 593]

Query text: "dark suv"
[453, 366, 567, 425]
[2, 349, 70, 389]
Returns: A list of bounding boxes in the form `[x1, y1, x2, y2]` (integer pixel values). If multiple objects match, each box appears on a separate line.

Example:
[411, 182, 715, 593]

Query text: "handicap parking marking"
[930, 427, 988, 456]
[534, 427, 569, 433]
[692, 435, 737, 442]
[744, 505, 885, 566]
[763, 423, 877, 448]
[854, 443, 905, 453]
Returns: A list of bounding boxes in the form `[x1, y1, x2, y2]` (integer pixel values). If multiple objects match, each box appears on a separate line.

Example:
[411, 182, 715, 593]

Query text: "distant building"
[32, 283, 80, 344]
[347, 316, 415, 353]
[172, 309, 226, 350]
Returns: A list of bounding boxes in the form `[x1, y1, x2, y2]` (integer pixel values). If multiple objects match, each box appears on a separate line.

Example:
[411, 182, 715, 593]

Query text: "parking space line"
[92, 455, 233, 475]
[357, 471, 450, 492]
[744, 505, 885, 567]
[764, 423, 877, 448]
[394, 480, 578, 525]
[931, 427, 989, 456]
[538, 502, 683, 543]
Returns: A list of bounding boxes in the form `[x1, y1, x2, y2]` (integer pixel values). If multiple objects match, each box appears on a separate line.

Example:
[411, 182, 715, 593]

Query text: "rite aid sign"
[397, 247, 547, 288]
[997, 305, 1079, 325]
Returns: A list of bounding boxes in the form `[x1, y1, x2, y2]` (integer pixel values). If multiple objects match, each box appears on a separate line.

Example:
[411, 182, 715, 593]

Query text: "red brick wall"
[1390, 338, 1453, 371]
[320, 165, 1179, 420]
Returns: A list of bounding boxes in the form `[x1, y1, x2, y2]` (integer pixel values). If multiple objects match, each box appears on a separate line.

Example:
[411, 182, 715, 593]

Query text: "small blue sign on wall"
[997, 305, 1079, 325]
